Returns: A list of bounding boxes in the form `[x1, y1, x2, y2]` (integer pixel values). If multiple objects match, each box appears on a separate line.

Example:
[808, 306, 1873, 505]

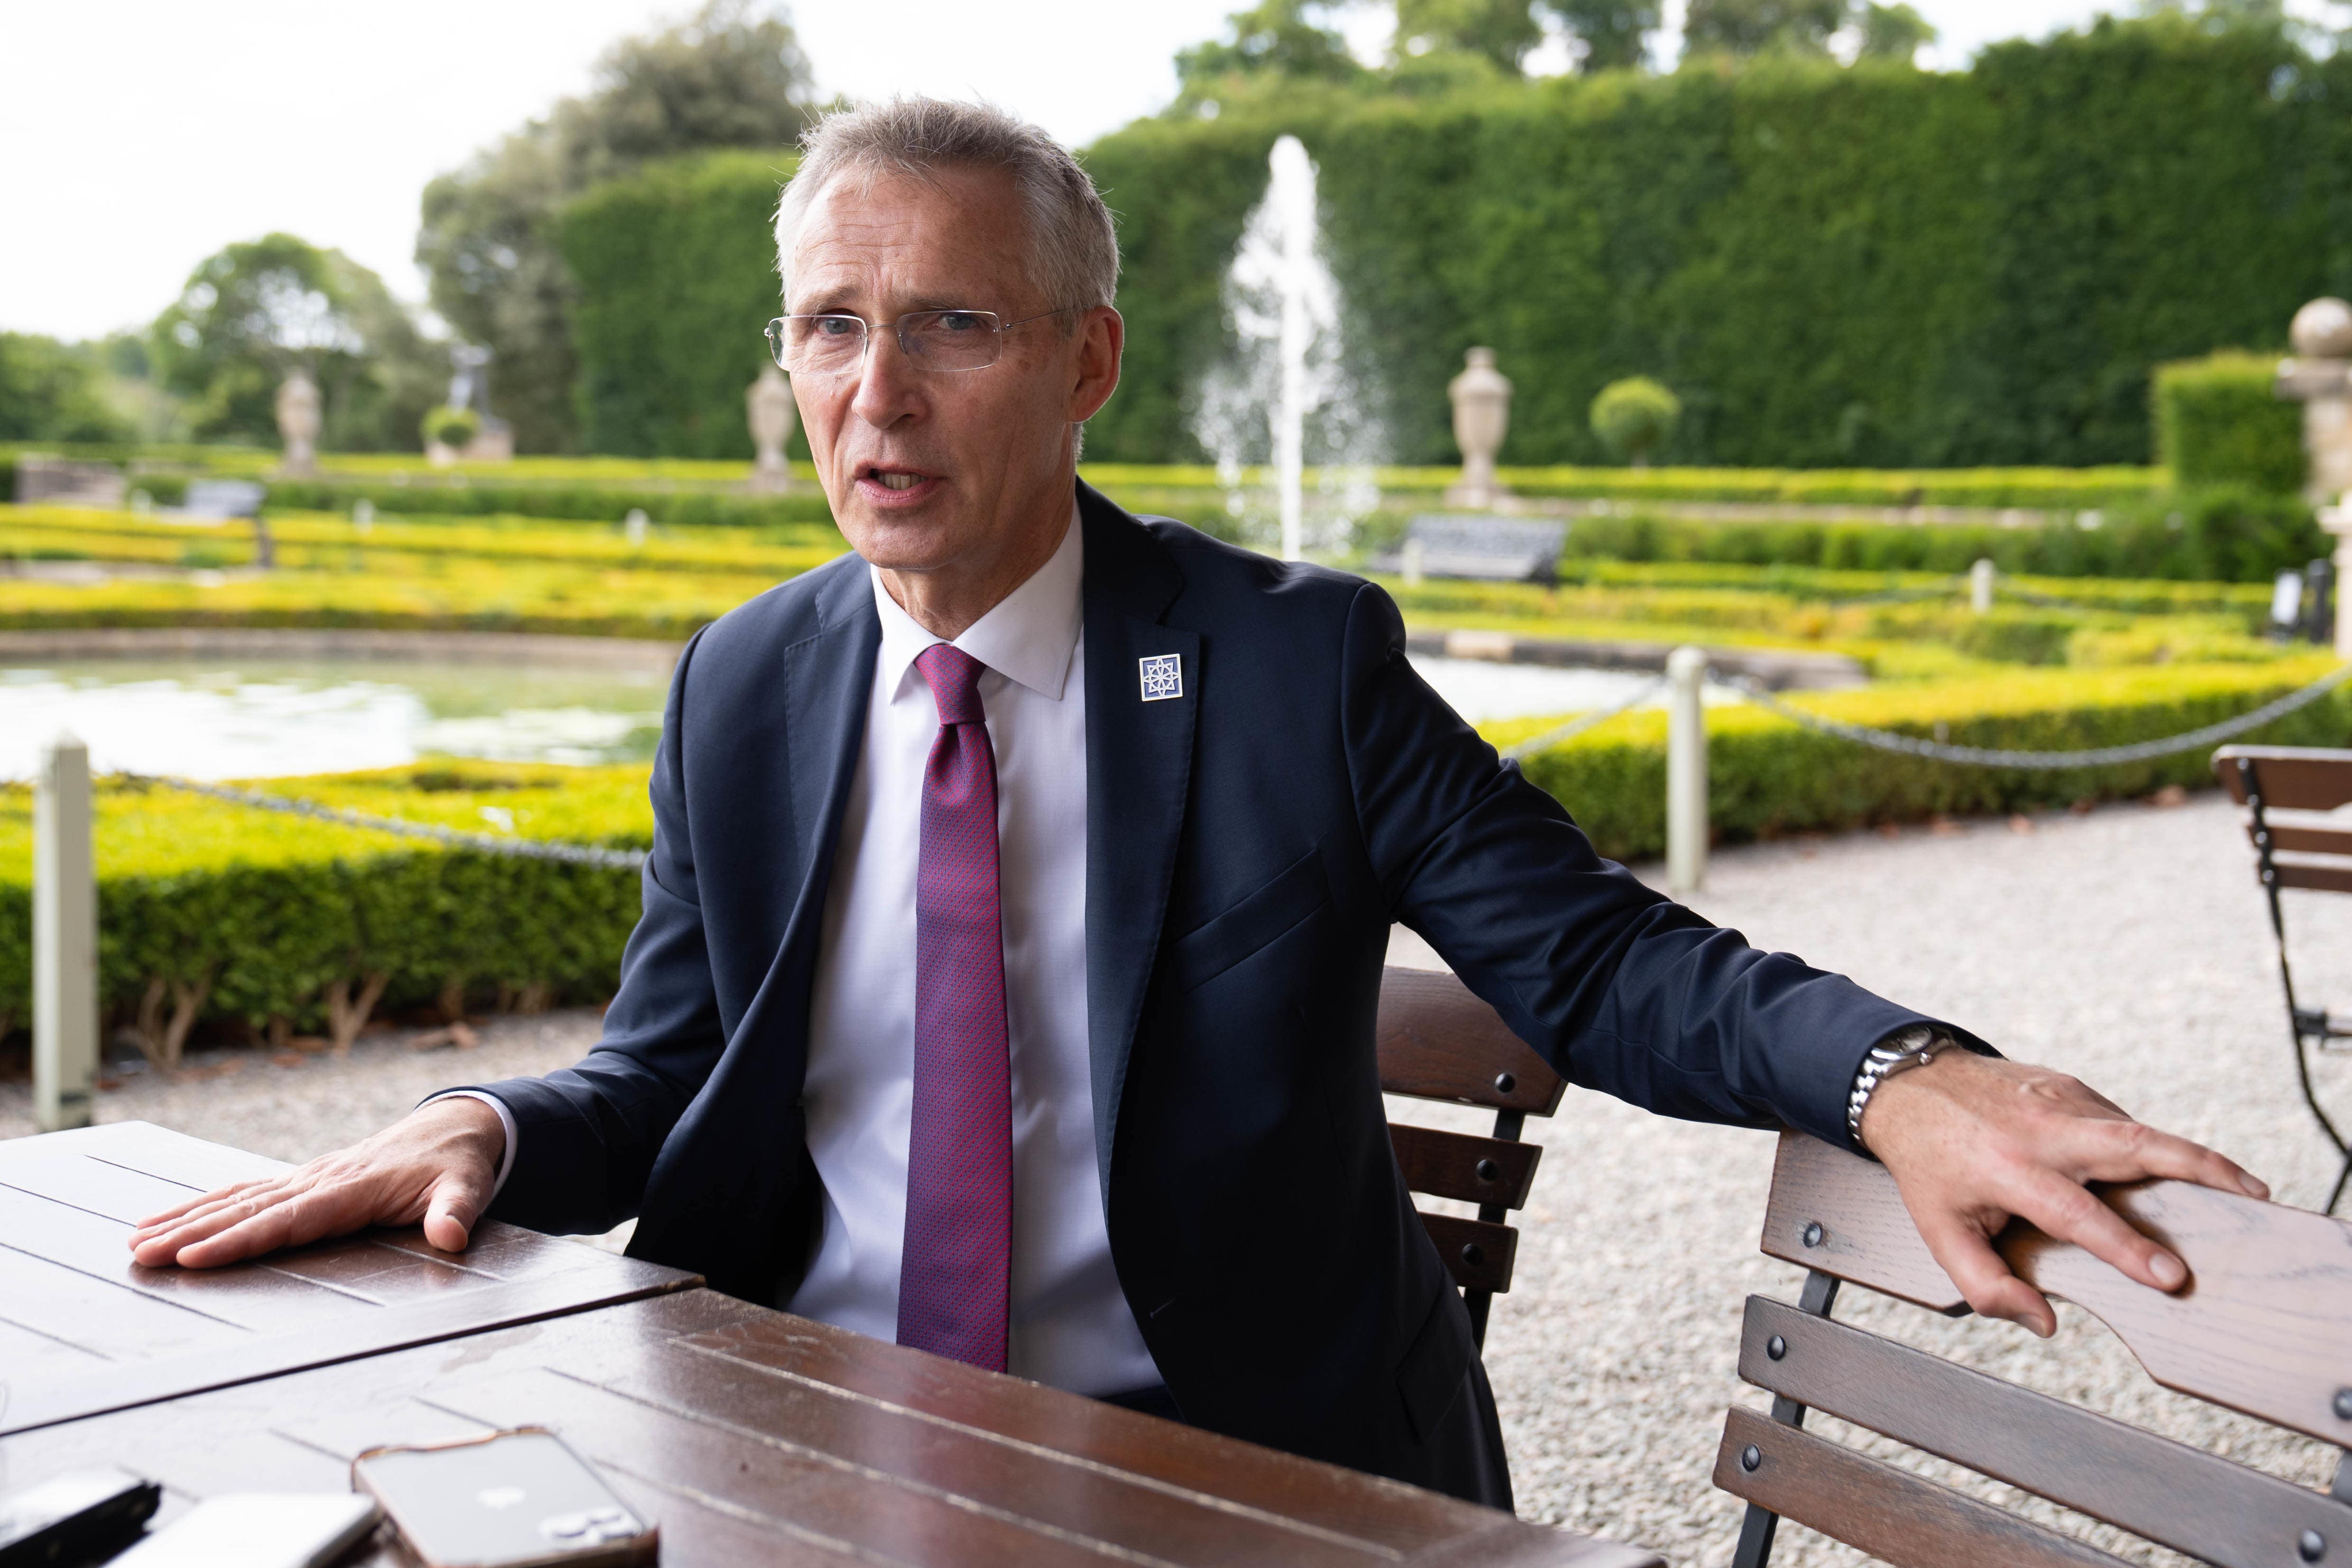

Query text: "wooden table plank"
[6, 1291, 1658, 1568]
[0, 1245, 252, 1361]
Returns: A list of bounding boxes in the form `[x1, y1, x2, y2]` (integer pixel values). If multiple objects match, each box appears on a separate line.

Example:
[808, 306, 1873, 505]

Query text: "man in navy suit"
[134, 99, 2267, 1507]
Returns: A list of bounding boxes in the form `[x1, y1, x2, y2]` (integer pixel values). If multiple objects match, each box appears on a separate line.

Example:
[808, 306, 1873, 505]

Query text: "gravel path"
[6, 793, 2347, 1564]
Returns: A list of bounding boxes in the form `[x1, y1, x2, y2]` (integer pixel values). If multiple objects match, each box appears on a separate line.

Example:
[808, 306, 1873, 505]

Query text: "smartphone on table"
[351, 1428, 656, 1567]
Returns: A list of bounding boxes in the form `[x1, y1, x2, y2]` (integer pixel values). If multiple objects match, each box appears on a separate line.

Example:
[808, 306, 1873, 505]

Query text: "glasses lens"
[900, 310, 1002, 371]
[776, 315, 866, 375]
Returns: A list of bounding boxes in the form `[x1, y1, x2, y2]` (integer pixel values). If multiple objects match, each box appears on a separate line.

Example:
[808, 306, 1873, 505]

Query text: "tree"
[148, 234, 439, 451]
[1589, 376, 1681, 465]
[0, 334, 129, 443]
[1856, 2, 1936, 60]
[415, 0, 813, 452]
[1175, 0, 1366, 96]
[1546, 0, 1663, 70]
[1682, 0, 1846, 56]
[1394, 0, 1545, 71]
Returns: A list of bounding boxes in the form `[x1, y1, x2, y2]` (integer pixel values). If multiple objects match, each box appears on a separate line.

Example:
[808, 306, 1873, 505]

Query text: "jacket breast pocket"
[1164, 846, 1332, 996]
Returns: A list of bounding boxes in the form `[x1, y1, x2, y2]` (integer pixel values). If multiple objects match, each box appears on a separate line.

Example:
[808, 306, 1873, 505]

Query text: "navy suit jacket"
[469, 482, 1946, 1507]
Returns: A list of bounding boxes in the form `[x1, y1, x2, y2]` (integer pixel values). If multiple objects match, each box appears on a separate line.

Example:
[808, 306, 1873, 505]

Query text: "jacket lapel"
[1080, 484, 1197, 1193]
[734, 559, 879, 1054]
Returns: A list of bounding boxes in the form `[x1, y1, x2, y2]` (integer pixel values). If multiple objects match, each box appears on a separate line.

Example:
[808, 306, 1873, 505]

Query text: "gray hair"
[774, 98, 1120, 322]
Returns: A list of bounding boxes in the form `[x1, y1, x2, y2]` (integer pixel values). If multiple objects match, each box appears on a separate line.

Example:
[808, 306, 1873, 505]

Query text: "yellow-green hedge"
[1494, 659, 2349, 862]
[0, 764, 651, 1038]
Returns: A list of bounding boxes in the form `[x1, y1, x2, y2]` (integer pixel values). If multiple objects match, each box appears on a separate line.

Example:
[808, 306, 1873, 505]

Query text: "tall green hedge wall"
[561, 149, 810, 460]
[555, 21, 2346, 471]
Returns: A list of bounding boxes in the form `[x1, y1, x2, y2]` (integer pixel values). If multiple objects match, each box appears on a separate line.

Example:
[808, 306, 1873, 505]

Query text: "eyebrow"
[785, 294, 1003, 320]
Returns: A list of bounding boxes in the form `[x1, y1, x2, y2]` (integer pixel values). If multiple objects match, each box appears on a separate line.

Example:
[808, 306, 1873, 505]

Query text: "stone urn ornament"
[1445, 348, 1512, 508]
[2276, 297, 2352, 653]
[276, 370, 322, 477]
[747, 365, 797, 494]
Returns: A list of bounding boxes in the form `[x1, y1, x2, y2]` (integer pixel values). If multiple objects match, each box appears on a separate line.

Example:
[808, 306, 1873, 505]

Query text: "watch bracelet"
[1846, 1023, 1946, 1145]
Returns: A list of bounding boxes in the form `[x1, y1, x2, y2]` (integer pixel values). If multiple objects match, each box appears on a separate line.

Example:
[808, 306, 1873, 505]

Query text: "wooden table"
[0, 1121, 696, 1432]
[1, 1126, 1659, 1567]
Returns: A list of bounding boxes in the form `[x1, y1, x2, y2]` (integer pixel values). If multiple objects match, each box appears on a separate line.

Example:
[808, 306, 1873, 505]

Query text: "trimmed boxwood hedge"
[0, 765, 650, 1041]
[1494, 659, 2352, 862]
[2153, 351, 2305, 494]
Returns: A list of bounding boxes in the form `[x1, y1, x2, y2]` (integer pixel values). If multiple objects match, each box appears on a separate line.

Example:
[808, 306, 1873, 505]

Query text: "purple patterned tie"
[896, 643, 1013, 1372]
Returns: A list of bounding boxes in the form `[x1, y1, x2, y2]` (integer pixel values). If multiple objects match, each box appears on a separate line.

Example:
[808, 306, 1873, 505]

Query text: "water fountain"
[1195, 135, 1380, 562]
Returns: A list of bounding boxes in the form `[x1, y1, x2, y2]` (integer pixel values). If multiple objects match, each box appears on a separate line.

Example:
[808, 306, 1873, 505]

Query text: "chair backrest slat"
[1759, 1131, 2352, 1448]
[1715, 1406, 2134, 1568]
[1739, 1296, 2350, 1568]
[1417, 1211, 1517, 1294]
[2253, 821, 2352, 857]
[2276, 857, 2352, 895]
[1387, 1123, 1540, 1209]
[2215, 746, 2352, 811]
[1375, 966, 1565, 1113]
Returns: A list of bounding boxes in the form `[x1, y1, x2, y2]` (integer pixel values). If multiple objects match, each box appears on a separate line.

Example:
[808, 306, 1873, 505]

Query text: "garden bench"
[169, 479, 273, 566]
[1374, 964, 1567, 1347]
[1715, 1128, 2352, 1567]
[2215, 744, 2352, 1215]
[1375, 515, 1568, 585]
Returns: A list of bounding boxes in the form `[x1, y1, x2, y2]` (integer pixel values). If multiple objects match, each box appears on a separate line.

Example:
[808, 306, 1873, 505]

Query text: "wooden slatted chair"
[1374, 965, 1568, 1348]
[1715, 1129, 2352, 1567]
[2215, 745, 2352, 1215]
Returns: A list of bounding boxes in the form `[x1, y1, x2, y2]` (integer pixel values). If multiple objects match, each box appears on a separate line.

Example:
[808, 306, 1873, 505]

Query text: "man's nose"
[850, 326, 924, 428]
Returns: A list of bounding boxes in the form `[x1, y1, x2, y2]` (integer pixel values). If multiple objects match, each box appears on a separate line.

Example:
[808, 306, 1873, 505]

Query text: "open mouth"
[857, 464, 941, 501]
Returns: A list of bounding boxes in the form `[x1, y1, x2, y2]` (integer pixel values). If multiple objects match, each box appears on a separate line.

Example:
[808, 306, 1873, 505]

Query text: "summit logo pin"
[1138, 654, 1182, 702]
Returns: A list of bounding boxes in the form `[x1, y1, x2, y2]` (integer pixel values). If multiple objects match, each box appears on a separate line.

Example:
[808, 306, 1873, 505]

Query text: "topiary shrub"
[1589, 378, 1682, 467]
[422, 406, 481, 451]
[2153, 351, 2303, 493]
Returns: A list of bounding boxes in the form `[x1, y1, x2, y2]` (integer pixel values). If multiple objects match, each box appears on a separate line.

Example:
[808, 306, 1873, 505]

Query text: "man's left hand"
[1859, 1051, 2269, 1337]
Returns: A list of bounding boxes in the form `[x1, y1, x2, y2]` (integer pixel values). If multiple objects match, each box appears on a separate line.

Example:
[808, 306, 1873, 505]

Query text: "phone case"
[351, 1428, 657, 1568]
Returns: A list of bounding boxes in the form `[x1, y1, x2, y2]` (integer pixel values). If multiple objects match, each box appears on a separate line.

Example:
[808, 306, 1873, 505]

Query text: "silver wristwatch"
[1846, 1024, 1944, 1145]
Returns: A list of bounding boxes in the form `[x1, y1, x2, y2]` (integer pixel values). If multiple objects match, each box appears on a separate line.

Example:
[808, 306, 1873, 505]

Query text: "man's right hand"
[128, 1097, 506, 1269]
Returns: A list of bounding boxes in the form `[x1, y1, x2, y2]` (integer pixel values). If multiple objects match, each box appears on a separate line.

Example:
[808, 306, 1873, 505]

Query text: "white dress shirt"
[442, 508, 1157, 1396]
[790, 510, 1156, 1394]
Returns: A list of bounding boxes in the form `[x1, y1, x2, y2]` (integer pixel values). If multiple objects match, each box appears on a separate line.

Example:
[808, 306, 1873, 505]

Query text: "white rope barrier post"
[1666, 646, 1709, 896]
[34, 734, 97, 1133]
[1971, 558, 1996, 615]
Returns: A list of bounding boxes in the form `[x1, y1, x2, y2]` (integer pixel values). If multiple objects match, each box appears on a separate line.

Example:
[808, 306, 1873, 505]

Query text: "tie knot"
[915, 643, 988, 727]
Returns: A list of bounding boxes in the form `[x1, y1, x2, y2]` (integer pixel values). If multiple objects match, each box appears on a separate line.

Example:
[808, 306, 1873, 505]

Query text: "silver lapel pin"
[1138, 654, 1182, 702]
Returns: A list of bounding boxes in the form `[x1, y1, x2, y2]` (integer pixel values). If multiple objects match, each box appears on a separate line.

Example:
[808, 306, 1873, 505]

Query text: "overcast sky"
[0, 0, 2339, 342]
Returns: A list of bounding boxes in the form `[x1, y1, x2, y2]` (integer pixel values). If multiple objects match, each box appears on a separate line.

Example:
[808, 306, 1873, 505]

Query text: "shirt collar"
[870, 501, 1084, 702]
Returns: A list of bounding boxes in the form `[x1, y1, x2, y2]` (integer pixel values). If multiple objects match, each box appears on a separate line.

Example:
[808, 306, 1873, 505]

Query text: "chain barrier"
[1718, 661, 2352, 770]
[1500, 675, 1671, 761]
[113, 772, 647, 869]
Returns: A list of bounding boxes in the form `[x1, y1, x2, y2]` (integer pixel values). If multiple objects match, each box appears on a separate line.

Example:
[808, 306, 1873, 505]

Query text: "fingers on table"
[130, 1173, 275, 1235]
[170, 1184, 357, 1268]
[129, 1177, 306, 1264]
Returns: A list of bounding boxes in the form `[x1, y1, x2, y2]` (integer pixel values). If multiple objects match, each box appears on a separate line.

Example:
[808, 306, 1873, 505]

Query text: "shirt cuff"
[422, 1089, 518, 1201]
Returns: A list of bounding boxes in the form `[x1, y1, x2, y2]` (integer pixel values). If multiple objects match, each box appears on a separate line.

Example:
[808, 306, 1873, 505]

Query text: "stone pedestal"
[275, 371, 321, 477]
[2276, 298, 2352, 653]
[1445, 348, 1512, 508]
[747, 366, 796, 495]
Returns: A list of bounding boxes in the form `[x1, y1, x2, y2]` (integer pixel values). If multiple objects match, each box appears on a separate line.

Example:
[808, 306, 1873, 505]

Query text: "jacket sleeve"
[1338, 581, 1966, 1150]
[446, 628, 730, 1234]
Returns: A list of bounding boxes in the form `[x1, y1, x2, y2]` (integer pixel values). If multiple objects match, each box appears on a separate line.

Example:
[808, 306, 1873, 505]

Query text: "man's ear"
[1068, 306, 1123, 424]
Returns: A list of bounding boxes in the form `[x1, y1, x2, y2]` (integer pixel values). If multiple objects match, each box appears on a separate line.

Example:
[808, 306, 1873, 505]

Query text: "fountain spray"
[1268, 136, 1314, 562]
[1195, 134, 1380, 562]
